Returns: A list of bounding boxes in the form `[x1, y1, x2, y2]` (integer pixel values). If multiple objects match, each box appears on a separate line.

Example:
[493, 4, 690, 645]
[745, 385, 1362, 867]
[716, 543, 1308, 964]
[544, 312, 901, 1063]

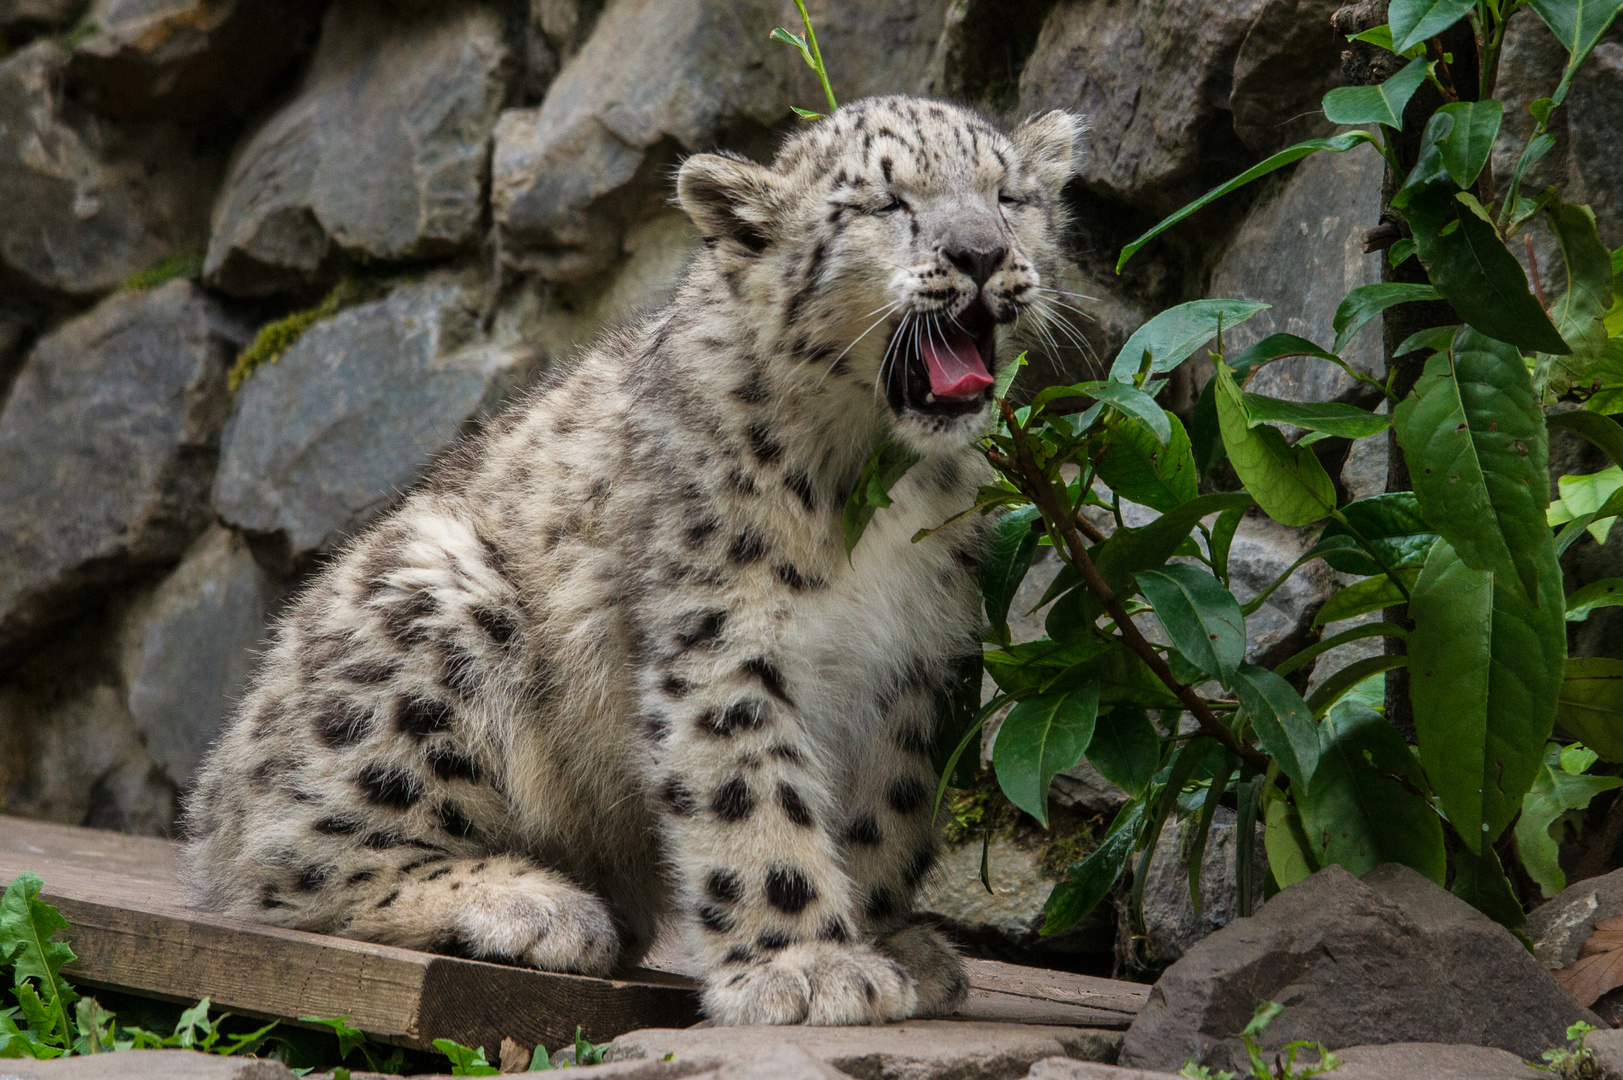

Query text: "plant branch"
[993, 401, 1271, 774]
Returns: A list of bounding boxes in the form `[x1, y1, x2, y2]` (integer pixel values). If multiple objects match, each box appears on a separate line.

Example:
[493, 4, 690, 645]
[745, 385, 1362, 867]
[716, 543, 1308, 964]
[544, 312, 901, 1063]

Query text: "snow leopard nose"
[942, 244, 1006, 287]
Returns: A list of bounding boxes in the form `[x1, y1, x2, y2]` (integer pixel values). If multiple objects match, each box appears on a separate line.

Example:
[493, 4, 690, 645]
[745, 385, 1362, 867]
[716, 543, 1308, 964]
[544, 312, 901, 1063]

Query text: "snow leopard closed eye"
[180, 96, 1085, 1027]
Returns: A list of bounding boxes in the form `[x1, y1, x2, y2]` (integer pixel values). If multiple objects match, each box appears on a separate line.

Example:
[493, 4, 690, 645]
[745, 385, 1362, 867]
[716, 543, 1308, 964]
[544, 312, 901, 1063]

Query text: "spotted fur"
[181, 96, 1084, 1026]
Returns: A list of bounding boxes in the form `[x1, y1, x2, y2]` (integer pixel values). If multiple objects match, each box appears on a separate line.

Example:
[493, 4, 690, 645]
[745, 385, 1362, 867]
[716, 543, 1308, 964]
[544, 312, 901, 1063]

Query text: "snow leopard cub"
[182, 96, 1085, 1026]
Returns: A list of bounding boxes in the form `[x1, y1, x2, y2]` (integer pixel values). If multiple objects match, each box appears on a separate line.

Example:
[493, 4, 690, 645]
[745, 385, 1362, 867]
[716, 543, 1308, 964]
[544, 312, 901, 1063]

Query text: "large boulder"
[1119, 863, 1601, 1074]
[0, 280, 239, 661]
[119, 527, 277, 791]
[803, 0, 954, 103]
[204, 0, 513, 296]
[1569, 42, 1623, 248]
[491, 0, 794, 283]
[1206, 144, 1386, 404]
[213, 273, 535, 568]
[1229, 0, 1346, 154]
[68, 0, 324, 122]
[1017, 0, 1269, 214]
[0, 42, 220, 298]
[1225, 513, 1333, 669]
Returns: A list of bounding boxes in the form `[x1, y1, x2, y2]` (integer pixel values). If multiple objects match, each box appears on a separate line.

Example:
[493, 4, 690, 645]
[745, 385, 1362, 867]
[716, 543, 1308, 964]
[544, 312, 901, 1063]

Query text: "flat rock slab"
[1120, 863, 1600, 1073]
[608, 1021, 1121, 1080]
[1328, 1043, 1549, 1079]
[0, 1050, 294, 1078]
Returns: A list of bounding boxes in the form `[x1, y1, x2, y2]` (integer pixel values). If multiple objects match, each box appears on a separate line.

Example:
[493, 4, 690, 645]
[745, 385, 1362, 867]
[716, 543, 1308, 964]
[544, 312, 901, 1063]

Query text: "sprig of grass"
[771, 0, 836, 118]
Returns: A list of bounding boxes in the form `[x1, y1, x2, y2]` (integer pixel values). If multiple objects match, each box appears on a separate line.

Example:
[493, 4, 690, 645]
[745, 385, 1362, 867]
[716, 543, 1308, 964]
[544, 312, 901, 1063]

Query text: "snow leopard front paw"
[876, 923, 968, 1017]
[453, 871, 620, 976]
[702, 942, 919, 1025]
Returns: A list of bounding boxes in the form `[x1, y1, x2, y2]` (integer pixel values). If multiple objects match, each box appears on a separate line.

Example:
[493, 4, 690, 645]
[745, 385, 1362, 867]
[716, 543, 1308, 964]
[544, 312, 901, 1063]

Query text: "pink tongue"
[920, 323, 994, 399]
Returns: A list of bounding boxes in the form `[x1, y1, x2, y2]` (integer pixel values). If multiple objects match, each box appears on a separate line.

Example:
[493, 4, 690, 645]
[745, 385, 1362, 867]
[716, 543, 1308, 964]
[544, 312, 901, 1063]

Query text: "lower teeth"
[925, 393, 936, 403]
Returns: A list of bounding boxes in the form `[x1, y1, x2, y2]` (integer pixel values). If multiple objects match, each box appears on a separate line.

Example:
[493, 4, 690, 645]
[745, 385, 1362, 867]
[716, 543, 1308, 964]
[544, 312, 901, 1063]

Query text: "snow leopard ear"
[678, 152, 786, 254]
[1012, 110, 1087, 193]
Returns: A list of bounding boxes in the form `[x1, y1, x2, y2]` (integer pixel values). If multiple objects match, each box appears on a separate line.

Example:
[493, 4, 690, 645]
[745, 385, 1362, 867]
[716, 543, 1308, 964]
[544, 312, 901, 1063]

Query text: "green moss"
[227, 275, 387, 391]
[57, 19, 99, 49]
[940, 781, 1010, 846]
[1037, 810, 1102, 880]
[119, 252, 205, 292]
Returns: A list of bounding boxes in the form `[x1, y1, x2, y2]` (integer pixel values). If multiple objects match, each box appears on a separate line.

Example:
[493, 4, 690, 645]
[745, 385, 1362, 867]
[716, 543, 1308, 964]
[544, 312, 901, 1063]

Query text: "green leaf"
[1188, 753, 1239, 919]
[1210, 506, 1245, 586]
[1396, 324, 1461, 357]
[1332, 283, 1442, 353]
[1092, 492, 1255, 596]
[1305, 653, 1409, 718]
[1215, 364, 1337, 527]
[1393, 330, 1552, 602]
[1547, 409, 1623, 471]
[1556, 657, 1623, 761]
[1350, 22, 1428, 57]
[1298, 701, 1446, 882]
[1276, 621, 1409, 677]
[1530, 0, 1623, 106]
[984, 639, 1113, 697]
[933, 652, 986, 789]
[993, 352, 1027, 399]
[435, 1038, 501, 1077]
[1117, 132, 1379, 272]
[1044, 803, 1145, 935]
[1085, 706, 1162, 797]
[1390, 0, 1475, 51]
[842, 439, 922, 556]
[1409, 538, 1566, 853]
[1517, 743, 1623, 897]
[1435, 100, 1504, 189]
[993, 685, 1102, 827]
[1264, 795, 1319, 889]
[1317, 493, 1438, 576]
[981, 506, 1041, 645]
[1451, 842, 1527, 929]
[1322, 56, 1430, 127]
[1234, 663, 1320, 790]
[1312, 570, 1418, 626]
[1404, 186, 1571, 354]
[1057, 381, 1171, 443]
[1136, 565, 1246, 684]
[1240, 394, 1391, 440]
[1539, 203, 1615, 396]
[0, 874, 77, 1047]
[1109, 300, 1270, 382]
[1191, 335, 1340, 475]
[1567, 578, 1623, 621]
[1563, 742, 1601, 774]
[1550, 466, 1623, 543]
[1096, 413, 1196, 513]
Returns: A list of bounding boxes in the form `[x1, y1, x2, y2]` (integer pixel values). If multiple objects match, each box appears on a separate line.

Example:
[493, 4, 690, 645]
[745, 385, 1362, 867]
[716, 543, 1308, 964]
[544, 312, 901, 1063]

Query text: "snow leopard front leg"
[641, 619, 921, 1024]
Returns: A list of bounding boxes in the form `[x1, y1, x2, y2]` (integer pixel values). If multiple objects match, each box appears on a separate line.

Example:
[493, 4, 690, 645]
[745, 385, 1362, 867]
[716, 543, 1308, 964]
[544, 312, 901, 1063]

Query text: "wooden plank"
[0, 817, 1147, 1046]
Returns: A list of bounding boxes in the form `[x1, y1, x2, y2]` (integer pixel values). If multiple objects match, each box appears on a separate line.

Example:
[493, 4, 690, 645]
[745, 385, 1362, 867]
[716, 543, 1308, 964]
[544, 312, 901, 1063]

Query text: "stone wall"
[0, 0, 1619, 947]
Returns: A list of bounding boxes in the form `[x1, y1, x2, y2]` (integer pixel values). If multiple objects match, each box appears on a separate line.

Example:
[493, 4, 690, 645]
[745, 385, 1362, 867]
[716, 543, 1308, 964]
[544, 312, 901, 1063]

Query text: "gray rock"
[1226, 512, 1332, 668]
[1329, 1043, 1551, 1080]
[204, 1, 512, 296]
[119, 526, 276, 789]
[1206, 144, 1387, 403]
[0, 597, 176, 837]
[0, 280, 238, 659]
[0, 42, 220, 297]
[1118, 863, 1601, 1074]
[1052, 759, 1130, 818]
[917, 834, 1115, 965]
[1125, 811, 1267, 971]
[214, 273, 533, 567]
[608, 1021, 1122, 1079]
[0, 1050, 294, 1078]
[491, 0, 793, 282]
[1585, 1028, 1623, 1080]
[1569, 42, 1623, 248]
[0, 0, 85, 32]
[1229, 0, 1346, 153]
[1526, 865, 1623, 1025]
[1023, 1060, 1181, 1080]
[1018, 0, 1269, 213]
[69, 0, 323, 122]
[803, 0, 953, 103]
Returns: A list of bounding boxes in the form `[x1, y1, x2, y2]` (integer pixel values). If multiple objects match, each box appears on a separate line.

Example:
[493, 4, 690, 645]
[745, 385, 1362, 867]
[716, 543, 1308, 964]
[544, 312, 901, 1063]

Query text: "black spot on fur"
[887, 776, 930, 816]
[764, 866, 816, 914]
[296, 864, 332, 892]
[845, 813, 882, 847]
[893, 722, 932, 756]
[684, 516, 720, 549]
[376, 889, 400, 909]
[438, 641, 482, 699]
[698, 699, 766, 738]
[259, 884, 291, 910]
[427, 746, 482, 783]
[748, 663, 796, 710]
[345, 870, 375, 886]
[641, 711, 670, 742]
[784, 471, 817, 513]
[727, 469, 758, 496]
[313, 815, 361, 836]
[747, 422, 783, 464]
[660, 777, 698, 817]
[473, 606, 519, 646]
[397, 696, 455, 740]
[903, 847, 937, 888]
[436, 801, 474, 837]
[768, 743, 805, 764]
[698, 905, 734, 934]
[341, 660, 400, 685]
[424, 866, 453, 882]
[864, 887, 898, 922]
[722, 945, 754, 964]
[357, 764, 422, 810]
[732, 371, 770, 404]
[712, 777, 754, 822]
[757, 929, 795, 951]
[729, 531, 767, 564]
[678, 609, 728, 650]
[706, 868, 744, 904]
[818, 917, 850, 943]
[314, 700, 373, 749]
[380, 591, 437, 644]
[777, 783, 813, 828]
[662, 674, 692, 698]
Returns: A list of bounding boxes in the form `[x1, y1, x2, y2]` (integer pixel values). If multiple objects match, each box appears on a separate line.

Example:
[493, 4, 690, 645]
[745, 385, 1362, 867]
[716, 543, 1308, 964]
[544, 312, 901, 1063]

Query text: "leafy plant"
[771, 0, 837, 119]
[1539, 1020, 1598, 1078]
[301, 1014, 405, 1074]
[1179, 1002, 1339, 1079]
[815, 0, 1623, 942]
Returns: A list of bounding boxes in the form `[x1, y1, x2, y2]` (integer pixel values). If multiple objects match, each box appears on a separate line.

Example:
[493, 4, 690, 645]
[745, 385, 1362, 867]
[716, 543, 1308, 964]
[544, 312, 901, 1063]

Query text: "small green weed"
[1539, 1021, 1598, 1078]
[300, 1014, 404, 1074]
[228, 271, 390, 390]
[120, 252, 205, 292]
[437, 1024, 612, 1072]
[1180, 1002, 1339, 1080]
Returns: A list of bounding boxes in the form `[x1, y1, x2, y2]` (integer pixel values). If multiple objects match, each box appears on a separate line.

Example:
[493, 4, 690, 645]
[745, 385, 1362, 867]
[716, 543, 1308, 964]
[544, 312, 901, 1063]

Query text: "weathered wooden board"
[0, 817, 1146, 1051]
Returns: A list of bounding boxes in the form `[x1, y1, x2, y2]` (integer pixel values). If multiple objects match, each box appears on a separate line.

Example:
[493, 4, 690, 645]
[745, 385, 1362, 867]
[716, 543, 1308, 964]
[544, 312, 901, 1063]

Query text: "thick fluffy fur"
[182, 96, 1084, 1025]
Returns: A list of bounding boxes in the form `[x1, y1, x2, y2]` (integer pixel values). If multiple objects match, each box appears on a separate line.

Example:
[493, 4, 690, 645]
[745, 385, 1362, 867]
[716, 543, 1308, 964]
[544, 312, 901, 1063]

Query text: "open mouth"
[883, 299, 996, 418]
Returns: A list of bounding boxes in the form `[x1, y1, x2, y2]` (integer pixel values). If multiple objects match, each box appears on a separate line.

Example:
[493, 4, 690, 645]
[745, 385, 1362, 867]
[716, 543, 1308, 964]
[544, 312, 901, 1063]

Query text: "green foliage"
[300, 1015, 404, 1074]
[1541, 1020, 1599, 1079]
[771, 0, 837, 116]
[228, 274, 385, 391]
[119, 252, 205, 292]
[1517, 743, 1623, 897]
[434, 1038, 500, 1075]
[1178, 1001, 1340, 1079]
